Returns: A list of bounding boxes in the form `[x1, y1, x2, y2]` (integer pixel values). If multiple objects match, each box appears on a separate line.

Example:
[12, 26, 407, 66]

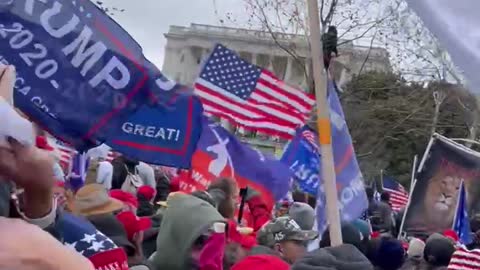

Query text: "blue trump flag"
[281, 126, 320, 195]
[105, 93, 203, 168]
[453, 181, 473, 245]
[281, 81, 368, 232]
[183, 117, 291, 207]
[0, 0, 203, 167]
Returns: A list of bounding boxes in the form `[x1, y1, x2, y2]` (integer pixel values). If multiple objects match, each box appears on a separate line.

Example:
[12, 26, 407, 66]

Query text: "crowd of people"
[0, 132, 477, 270]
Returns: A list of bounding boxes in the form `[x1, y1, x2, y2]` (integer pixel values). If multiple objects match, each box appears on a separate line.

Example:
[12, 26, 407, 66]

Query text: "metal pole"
[380, 169, 384, 191]
[409, 155, 418, 194]
[306, 0, 342, 246]
[397, 154, 419, 239]
[417, 136, 436, 174]
[397, 180, 416, 240]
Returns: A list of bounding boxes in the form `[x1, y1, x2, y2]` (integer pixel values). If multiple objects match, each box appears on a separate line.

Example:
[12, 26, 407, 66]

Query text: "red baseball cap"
[137, 185, 156, 201]
[443, 229, 459, 242]
[110, 190, 139, 209]
[116, 211, 152, 241]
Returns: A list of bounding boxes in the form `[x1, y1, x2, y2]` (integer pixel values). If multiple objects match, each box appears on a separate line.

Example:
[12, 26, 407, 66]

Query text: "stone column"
[284, 57, 293, 82]
[251, 53, 258, 65]
[267, 54, 274, 72]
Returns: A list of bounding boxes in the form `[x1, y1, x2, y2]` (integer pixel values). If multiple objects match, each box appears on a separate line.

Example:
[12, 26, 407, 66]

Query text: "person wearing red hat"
[443, 229, 459, 244]
[116, 211, 152, 242]
[137, 185, 156, 217]
[116, 211, 152, 266]
[232, 255, 289, 270]
[110, 189, 139, 212]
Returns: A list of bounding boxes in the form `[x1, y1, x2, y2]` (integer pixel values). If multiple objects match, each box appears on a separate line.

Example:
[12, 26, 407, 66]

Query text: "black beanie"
[424, 238, 455, 267]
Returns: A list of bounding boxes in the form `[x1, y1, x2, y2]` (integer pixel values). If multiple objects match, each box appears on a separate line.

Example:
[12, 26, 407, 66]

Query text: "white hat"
[407, 238, 426, 258]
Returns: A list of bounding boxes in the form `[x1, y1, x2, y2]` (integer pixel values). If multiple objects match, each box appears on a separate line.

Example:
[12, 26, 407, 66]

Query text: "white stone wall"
[163, 24, 392, 90]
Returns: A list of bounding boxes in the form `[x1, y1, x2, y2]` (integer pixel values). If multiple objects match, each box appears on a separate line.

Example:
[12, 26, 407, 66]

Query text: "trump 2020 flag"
[281, 126, 320, 196]
[405, 0, 480, 94]
[105, 86, 204, 168]
[178, 117, 291, 208]
[0, 0, 150, 147]
[282, 81, 368, 232]
[453, 181, 473, 245]
[0, 1, 203, 167]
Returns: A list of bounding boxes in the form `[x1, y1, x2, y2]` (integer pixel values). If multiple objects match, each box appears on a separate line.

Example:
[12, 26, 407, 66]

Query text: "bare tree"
[376, 0, 480, 141]
[236, 0, 400, 93]
[377, 0, 462, 83]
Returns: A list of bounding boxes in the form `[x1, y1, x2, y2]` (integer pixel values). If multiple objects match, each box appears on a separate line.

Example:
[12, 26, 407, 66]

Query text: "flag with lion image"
[402, 134, 480, 238]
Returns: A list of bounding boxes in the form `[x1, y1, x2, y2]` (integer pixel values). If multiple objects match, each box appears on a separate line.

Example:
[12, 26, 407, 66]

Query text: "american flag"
[301, 129, 319, 152]
[194, 44, 315, 139]
[59, 213, 129, 269]
[448, 247, 480, 270]
[60, 213, 118, 257]
[54, 140, 77, 169]
[50, 138, 117, 170]
[382, 176, 409, 212]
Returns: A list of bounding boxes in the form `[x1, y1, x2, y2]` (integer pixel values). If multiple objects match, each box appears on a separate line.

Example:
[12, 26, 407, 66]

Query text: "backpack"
[121, 165, 143, 195]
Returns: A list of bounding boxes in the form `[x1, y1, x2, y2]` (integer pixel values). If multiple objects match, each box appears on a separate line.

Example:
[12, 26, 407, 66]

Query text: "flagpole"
[397, 180, 416, 240]
[409, 155, 418, 194]
[307, 0, 342, 246]
[380, 169, 384, 191]
[397, 155, 418, 240]
[417, 135, 436, 174]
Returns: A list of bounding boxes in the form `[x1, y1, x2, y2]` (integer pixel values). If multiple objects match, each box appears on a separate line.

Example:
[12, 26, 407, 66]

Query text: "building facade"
[163, 24, 392, 89]
[162, 24, 392, 154]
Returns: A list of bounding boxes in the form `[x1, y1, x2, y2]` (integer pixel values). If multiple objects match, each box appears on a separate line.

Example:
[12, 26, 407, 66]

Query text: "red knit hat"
[137, 185, 156, 201]
[232, 255, 289, 270]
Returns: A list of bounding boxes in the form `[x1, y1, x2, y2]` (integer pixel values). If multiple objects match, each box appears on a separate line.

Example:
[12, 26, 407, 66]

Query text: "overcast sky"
[99, 0, 244, 69]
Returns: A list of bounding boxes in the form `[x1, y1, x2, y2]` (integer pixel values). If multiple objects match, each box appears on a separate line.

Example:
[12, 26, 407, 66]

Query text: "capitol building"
[162, 24, 392, 155]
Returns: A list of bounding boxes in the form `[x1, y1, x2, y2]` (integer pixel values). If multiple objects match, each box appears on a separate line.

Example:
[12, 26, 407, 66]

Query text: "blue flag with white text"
[281, 126, 320, 195]
[0, 0, 202, 167]
[453, 181, 473, 245]
[281, 81, 368, 232]
[105, 94, 203, 167]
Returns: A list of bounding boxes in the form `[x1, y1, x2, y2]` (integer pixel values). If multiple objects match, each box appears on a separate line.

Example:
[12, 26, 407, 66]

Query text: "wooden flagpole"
[307, 0, 342, 246]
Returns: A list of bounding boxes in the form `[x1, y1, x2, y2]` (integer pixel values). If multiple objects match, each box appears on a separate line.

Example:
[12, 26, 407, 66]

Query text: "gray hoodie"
[150, 193, 224, 270]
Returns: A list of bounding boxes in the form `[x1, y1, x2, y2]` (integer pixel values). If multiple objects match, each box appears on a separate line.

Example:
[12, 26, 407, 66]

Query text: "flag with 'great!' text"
[0, 0, 203, 167]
